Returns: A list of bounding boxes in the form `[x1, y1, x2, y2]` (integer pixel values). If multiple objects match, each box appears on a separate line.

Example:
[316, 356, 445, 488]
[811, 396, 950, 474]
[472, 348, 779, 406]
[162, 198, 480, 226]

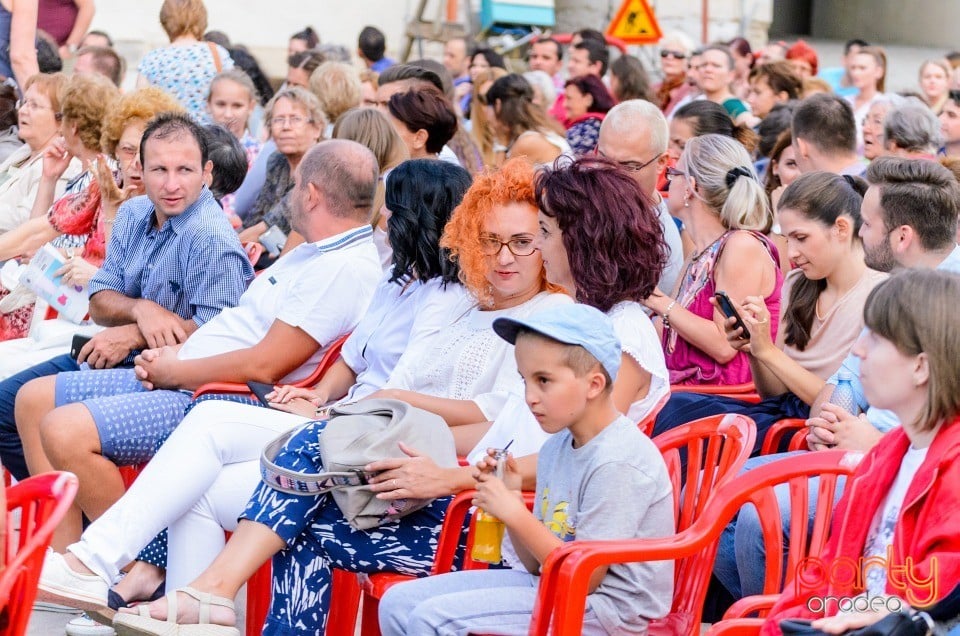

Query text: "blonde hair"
[101, 87, 184, 155]
[309, 62, 362, 123]
[208, 69, 259, 105]
[59, 73, 121, 151]
[333, 107, 409, 223]
[863, 269, 960, 432]
[680, 133, 772, 231]
[159, 0, 208, 40]
[469, 67, 508, 166]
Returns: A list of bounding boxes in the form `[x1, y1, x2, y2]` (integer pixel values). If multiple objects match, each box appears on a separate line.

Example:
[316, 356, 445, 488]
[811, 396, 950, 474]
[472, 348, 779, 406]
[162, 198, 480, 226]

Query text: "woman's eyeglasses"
[660, 50, 687, 60]
[17, 99, 62, 121]
[479, 235, 536, 257]
[664, 167, 687, 182]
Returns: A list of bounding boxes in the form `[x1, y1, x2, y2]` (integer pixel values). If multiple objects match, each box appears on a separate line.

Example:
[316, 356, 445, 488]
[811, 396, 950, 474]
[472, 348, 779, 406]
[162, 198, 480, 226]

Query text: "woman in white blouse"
[36, 159, 474, 611]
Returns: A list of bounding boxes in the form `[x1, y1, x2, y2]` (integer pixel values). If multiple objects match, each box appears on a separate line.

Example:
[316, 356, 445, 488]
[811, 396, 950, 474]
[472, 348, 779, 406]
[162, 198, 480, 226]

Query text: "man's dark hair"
[140, 112, 209, 167]
[408, 58, 454, 100]
[574, 28, 606, 45]
[36, 35, 63, 73]
[84, 29, 114, 47]
[203, 124, 246, 200]
[866, 158, 960, 252]
[377, 63, 444, 92]
[358, 26, 386, 62]
[76, 45, 124, 86]
[791, 93, 856, 155]
[572, 39, 609, 76]
[757, 102, 797, 158]
[0, 83, 16, 130]
[844, 38, 869, 54]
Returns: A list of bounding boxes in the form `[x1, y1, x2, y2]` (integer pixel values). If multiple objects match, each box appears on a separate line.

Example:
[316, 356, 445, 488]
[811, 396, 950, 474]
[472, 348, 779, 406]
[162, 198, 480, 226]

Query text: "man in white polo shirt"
[15, 139, 383, 548]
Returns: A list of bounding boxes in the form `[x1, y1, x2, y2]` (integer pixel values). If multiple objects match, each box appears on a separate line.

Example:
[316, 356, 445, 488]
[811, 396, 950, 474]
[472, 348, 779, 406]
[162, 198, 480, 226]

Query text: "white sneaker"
[64, 615, 116, 636]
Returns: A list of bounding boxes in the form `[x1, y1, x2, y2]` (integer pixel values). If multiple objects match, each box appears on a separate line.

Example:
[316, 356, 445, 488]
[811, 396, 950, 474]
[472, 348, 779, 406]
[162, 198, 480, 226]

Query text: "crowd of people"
[0, 0, 956, 635]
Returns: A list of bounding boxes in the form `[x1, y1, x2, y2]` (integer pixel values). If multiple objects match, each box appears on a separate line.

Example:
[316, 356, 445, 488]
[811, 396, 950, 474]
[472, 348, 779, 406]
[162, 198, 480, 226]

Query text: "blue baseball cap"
[493, 304, 622, 380]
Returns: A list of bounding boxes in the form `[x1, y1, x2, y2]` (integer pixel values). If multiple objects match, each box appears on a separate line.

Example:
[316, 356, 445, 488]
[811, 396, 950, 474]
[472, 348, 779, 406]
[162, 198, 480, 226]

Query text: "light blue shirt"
[824, 245, 960, 431]
[90, 188, 253, 328]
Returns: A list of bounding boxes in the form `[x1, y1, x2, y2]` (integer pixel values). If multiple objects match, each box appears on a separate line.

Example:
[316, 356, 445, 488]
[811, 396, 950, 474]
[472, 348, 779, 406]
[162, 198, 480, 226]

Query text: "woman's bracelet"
[662, 300, 677, 328]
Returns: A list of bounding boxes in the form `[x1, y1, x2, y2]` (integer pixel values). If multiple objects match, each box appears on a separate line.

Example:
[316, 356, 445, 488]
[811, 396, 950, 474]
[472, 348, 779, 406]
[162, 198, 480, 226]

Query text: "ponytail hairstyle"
[776, 171, 867, 350]
[680, 133, 771, 232]
[672, 100, 759, 154]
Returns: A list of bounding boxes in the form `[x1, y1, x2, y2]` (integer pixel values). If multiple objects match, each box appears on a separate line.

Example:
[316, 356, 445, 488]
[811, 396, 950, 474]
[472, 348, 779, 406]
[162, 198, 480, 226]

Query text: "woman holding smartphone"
[644, 133, 782, 387]
[655, 172, 885, 445]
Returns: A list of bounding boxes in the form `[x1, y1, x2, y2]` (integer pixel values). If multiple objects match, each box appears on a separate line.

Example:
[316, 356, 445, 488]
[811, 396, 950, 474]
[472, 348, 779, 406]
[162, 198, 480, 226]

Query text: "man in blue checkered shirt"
[0, 113, 253, 482]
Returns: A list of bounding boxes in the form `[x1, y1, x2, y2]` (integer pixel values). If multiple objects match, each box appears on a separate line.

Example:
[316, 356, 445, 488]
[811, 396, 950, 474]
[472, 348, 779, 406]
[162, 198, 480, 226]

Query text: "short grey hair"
[299, 139, 379, 221]
[659, 30, 696, 57]
[884, 98, 944, 153]
[522, 70, 556, 108]
[601, 99, 668, 154]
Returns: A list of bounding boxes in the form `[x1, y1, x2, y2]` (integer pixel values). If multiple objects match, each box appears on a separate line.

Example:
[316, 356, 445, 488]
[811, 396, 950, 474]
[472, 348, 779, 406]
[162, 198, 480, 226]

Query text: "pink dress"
[664, 230, 783, 386]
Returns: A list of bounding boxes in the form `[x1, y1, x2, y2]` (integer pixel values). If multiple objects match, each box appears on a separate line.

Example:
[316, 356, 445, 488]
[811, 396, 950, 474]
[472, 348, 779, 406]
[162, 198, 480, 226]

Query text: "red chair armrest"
[761, 418, 808, 455]
[722, 593, 781, 619]
[705, 618, 765, 635]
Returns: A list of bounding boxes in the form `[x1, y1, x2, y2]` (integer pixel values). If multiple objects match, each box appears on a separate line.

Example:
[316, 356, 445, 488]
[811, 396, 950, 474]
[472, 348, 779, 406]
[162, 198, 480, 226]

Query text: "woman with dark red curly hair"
[563, 74, 614, 155]
[534, 156, 670, 422]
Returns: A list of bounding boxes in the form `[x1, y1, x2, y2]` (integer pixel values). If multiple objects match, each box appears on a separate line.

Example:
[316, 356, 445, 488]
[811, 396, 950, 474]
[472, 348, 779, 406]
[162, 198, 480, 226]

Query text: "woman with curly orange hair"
[107, 158, 571, 636]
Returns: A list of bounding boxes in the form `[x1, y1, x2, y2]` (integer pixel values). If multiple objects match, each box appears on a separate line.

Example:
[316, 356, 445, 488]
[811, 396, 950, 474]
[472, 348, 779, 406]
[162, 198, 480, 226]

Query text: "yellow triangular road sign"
[606, 0, 663, 44]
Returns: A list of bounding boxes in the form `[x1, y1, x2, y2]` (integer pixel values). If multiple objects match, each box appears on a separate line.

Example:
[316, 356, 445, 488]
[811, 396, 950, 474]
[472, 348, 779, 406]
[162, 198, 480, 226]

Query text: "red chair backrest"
[0, 472, 79, 635]
[652, 414, 756, 536]
[530, 450, 860, 636]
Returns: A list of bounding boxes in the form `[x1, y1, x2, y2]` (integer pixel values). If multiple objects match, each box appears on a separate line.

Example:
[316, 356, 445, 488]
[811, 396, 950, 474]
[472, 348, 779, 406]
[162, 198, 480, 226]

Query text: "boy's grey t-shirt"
[534, 416, 675, 634]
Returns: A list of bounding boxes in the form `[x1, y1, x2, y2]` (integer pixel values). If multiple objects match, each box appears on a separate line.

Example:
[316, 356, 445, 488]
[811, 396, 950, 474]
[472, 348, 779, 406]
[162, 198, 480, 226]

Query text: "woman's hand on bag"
[367, 442, 454, 500]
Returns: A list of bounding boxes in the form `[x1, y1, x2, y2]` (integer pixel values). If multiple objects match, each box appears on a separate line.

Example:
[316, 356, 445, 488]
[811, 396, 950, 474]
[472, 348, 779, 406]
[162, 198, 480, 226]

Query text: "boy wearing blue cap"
[379, 304, 675, 635]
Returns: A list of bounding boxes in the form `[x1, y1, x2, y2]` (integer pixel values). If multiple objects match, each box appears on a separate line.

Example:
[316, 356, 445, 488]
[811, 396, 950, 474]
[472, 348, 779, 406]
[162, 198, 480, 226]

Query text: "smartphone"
[714, 291, 750, 340]
[70, 334, 92, 360]
[247, 381, 276, 406]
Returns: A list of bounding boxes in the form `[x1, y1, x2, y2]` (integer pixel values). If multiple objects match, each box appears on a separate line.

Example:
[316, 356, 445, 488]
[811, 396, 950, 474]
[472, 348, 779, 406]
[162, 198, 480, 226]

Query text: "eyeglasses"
[597, 149, 662, 173]
[660, 50, 687, 60]
[665, 166, 687, 182]
[270, 115, 313, 128]
[479, 235, 537, 257]
[17, 99, 62, 120]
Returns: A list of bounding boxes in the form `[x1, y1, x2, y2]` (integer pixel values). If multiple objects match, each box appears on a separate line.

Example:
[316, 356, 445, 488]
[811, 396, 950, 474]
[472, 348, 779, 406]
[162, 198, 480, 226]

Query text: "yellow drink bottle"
[470, 449, 507, 564]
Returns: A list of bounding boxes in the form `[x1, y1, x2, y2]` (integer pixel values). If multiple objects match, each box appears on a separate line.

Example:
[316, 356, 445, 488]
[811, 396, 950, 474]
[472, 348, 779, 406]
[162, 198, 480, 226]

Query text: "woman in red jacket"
[763, 268, 960, 635]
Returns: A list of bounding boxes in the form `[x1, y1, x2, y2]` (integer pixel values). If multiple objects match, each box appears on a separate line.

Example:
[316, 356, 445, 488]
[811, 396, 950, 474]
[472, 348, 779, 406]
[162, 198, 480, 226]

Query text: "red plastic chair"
[0, 472, 79, 635]
[192, 334, 348, 399]
[760, 418, 810, 455]
[529, 450, 859, 636]
[651, 414, 756, 536]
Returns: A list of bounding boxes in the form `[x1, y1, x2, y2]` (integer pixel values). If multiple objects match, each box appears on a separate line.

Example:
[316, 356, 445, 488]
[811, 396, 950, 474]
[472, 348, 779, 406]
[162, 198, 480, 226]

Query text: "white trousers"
[68, 400, 308, 589]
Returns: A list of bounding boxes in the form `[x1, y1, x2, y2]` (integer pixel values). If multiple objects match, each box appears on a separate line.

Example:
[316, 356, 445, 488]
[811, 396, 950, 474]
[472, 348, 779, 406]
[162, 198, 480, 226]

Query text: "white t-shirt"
[177, 226, 382, 384]
[385, 291, 573, 416]
[339, 273, 472, 402]
[655, 198, 685, 297]
[862, 445, 928, 597]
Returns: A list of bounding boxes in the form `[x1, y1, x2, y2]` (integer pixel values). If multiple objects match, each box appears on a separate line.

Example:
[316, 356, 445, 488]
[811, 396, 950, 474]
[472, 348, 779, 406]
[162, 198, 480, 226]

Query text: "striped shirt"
[89, 187, 253, 327]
